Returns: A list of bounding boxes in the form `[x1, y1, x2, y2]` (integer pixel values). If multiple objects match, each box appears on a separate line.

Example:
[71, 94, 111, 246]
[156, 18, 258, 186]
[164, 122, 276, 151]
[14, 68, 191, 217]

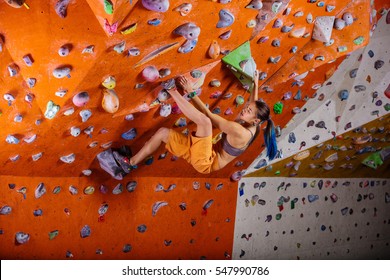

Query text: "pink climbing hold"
[72, 92, 89, 107]
[142, 66, 159, 82]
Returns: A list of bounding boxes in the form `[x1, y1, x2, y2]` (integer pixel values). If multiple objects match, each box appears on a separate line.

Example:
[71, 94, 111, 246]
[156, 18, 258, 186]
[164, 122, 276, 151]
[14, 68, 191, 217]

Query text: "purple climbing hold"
[142, 0, 169, 12]
[173, 22, 200, 40]
[217, 9, 235, 28]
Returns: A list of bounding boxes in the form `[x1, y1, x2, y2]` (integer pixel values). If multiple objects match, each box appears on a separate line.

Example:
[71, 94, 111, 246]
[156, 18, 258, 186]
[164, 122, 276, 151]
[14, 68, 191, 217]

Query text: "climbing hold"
[44, 101, 60, 119]
[128, 47, 140, 56]
[178, 39, 198, 53]
[288, 132, 296, 143]
[142, 65, 159, 82]
[306, 13, 313, 24]
[174, 3, 192, 16]
[104, 0, 113, 14]
[173, 22, 200, 40]
[60, 153, 75, 164]
[32, 152, 43, 161]
[290, 27, 306, 38]
[114, 41, 126, 53]
[137, 224, 147, 233]
[123, 244, 132, 253]
[353, 36, 364, 45]
[334, 18, 346, 30]
[337, 46, 348, 52]
[104, 19, 118, 36]
[110, 183, 122, 194]
[0, 205, 12, 215]
[219, 30, 232, 40]
[79, 109, 92, 122]
[102, 76, 116, 89]
[53, 66, 71, 78]
[308, 195, 319, 203]
[102, 89, 119, 114]
[84, 186, 95, 195]
[35, 182, 46, 199]
[58, 45, 70, 56]
[15, 232, 30, 245]
[152, 201, 168, 216]
[280, 24, 295, 33]
[126, 181, 137, 192]
[159, 68, 171, 78]
[303, 53, 314, 61]
[273, 102, 283, 114]
[342, 12, 354, 25]
[119, 25, 137, 37]
[268, 55, 281, 64]
[160, 104, 172, 117]
[72, 92, 89, 107]
[374, 60, 384, 70]
[55, 0, 70, 18]
[80, 225, 91, 238]
[147, 18, 161, 26]
[338, 89, 349, 101]
[271, 1, 282, 13]
[121, 128, 137, 140]
[82, 45, 94, 54]
[272, 19, 283, 28]
[271, 39, 280, 47]
[8, 64, 18, 77]
[312, 16, 335, 42]
[55, 89, 67, 98]
[63, 107, 74, 116]
[23, 54, 33, 66]
[247, 19, 256, 28]
[217, 9, 235, 28]
[142, 0, 169, 12]
[208, 40, 220, 59]
[294, 11, 304, 17]
[257, 36, 269, 44]
[246, 0, 263, 10]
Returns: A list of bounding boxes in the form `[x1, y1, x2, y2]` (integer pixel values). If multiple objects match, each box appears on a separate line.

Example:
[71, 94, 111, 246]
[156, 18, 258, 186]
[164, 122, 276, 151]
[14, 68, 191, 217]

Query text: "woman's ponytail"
[264, 118, 277, 160]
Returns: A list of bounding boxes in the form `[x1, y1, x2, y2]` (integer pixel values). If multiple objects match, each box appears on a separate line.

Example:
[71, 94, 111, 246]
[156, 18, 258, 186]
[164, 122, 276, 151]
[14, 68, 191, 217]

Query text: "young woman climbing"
[114, 70, 278, 174]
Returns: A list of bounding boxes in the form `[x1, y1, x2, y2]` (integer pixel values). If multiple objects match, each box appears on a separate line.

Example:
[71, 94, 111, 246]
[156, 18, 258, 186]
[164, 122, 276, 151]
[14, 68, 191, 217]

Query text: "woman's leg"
[166, 79, 212, 137]
[128, 127, 170, 166]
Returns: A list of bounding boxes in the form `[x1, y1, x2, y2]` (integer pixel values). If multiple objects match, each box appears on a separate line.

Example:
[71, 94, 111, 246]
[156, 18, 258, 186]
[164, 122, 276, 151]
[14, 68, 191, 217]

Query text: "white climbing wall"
[233, 177, 390, 259]
[245, 12, 390, 175]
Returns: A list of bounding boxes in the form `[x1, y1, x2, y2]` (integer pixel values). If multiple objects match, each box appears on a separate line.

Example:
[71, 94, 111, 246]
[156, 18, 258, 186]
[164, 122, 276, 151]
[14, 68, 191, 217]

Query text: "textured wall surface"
[0, 0, 389, 259]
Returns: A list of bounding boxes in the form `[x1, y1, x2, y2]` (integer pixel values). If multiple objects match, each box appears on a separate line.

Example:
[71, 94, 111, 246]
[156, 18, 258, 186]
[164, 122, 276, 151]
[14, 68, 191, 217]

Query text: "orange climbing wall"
[0, 0, 389, 259]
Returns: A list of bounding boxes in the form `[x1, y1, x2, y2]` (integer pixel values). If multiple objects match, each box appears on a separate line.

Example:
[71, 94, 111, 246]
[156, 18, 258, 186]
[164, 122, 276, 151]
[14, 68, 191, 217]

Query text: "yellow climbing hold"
[121, 23, 137, 35]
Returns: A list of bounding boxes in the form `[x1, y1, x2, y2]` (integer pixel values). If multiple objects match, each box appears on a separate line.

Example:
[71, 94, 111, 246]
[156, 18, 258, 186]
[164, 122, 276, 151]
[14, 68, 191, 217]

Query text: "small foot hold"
[161, 78, 176, 90]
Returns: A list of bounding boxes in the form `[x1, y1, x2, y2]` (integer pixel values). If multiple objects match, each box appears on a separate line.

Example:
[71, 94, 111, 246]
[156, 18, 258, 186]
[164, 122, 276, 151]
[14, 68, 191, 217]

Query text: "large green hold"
[222, 41, 256, 91]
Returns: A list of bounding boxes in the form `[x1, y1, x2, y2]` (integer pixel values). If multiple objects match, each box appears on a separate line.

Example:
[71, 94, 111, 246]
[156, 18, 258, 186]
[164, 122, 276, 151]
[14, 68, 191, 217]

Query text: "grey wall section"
[233, 177, 390, 259]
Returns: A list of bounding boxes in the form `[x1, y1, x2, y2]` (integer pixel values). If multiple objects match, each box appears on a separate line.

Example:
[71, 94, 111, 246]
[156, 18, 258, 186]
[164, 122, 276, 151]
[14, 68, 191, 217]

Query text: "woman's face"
[239, 102, 259, 124]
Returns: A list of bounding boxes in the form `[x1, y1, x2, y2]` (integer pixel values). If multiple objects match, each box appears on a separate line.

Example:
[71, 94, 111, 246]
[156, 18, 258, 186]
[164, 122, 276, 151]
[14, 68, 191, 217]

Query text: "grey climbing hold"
[79, 109, 92, 122]
[53, 66, 71, 78]
[173, 22, 200, 40]
[0, 205, 12, 215]
[80, 225, 91, 238]
[15, 232, 30, 244]
[35, 182, 46, 199]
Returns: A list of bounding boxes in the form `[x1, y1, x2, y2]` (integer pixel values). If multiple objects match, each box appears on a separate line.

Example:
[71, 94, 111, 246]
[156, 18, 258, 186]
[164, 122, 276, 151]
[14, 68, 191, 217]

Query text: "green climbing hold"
[235, 95, 245, 107]
[275, 213, 282, 220]
[362, 152, 383, 169]
[353, 36, 364, 45]
[104, 0, 113, 15]
[384, 103, 390, 111]
[275, 170, 281, 175]
[273, 102, 283, 114]
[49, 230, 59, 240]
